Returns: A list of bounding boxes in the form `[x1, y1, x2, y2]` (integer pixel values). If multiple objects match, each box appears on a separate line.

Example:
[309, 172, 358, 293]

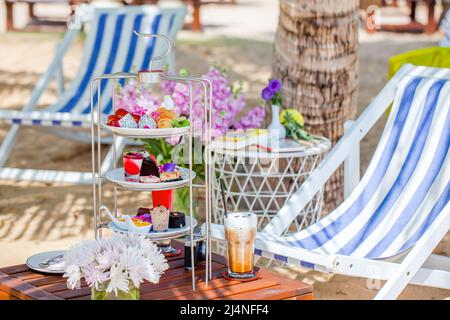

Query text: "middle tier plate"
[108, 217, 198, 240]
[105, 167, 196, 191]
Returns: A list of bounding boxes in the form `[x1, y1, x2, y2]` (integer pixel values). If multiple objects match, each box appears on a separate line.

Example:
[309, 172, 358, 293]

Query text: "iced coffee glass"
[224, 212, 257, 279]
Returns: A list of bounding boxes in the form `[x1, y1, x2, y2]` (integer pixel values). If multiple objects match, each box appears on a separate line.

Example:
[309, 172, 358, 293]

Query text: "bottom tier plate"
[107, 217, 198, 240]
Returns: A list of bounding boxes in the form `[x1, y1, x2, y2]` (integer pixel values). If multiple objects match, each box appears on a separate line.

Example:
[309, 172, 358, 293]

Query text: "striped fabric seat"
[259, 75, 449, 263]
[0, 5, 186, 128]
[257, 76, 449, 268]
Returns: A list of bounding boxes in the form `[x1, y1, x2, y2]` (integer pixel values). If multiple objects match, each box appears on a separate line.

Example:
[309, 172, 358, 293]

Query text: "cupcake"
[151, 206, 170, 232]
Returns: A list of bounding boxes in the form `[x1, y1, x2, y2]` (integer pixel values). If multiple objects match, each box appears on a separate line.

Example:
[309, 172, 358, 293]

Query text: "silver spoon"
[39, 254, 64, 267]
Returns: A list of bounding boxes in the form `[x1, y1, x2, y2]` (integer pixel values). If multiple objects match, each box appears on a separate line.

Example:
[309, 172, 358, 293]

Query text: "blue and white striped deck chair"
[0, 4, 186, 183]
[440, 10, 450, 47]
[211, 65, 450, 300]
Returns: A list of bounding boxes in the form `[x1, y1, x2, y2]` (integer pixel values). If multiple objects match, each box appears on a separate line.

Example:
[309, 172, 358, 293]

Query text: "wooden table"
[364, 0, 438, 34]
[129, 0, 237, 32]
[0, 241, 313, 300]
[5, 0, 85, 31]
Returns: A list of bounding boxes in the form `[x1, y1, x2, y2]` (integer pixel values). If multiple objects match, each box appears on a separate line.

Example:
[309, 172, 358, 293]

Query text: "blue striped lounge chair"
[211, 64, 450, 300]
[0, 4, 186, 183]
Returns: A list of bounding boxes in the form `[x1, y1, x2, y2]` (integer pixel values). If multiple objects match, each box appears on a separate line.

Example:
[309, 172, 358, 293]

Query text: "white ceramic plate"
[104, 167, 196, 191]
[108, 217, 197, 240]
[26, 250, 66, 274]
[102, 125, 189, 138]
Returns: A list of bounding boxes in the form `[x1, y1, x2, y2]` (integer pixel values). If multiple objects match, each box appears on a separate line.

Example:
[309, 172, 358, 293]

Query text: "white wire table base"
[211, 138, 330, 235]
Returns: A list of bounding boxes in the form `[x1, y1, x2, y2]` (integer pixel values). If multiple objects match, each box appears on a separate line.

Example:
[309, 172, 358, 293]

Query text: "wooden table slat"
[217, 283, 310, 300]
[0, 271, 63, 300]
[0, 264, 30, 274]
[166, 277, 280, 300]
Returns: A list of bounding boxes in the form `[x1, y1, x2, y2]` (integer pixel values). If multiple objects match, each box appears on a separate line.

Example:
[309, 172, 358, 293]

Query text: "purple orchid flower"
[135, 214, 152, 223]
[268, 79, 281, 93]
[161, 162, 177, 173]
[261, 87, 274, 101]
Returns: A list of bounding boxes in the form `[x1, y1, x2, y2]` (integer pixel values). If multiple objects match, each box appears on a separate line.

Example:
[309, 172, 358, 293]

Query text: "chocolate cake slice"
[139, 155, 160, 183]
[169, 211, 185, 228]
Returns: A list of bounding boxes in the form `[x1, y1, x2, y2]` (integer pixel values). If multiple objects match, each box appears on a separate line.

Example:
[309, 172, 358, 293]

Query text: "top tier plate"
[102, 125, 190, 138]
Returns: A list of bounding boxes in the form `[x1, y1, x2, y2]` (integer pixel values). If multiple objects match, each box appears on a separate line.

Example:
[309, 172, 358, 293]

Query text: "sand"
[0, 1, 449, 299]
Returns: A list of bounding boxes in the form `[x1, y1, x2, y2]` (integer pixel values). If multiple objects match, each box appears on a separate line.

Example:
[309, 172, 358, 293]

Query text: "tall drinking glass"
[224, 212, 257, 279]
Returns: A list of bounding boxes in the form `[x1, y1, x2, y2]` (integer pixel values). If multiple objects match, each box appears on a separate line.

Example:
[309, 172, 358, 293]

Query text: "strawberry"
[106, 115, 119, 126]
[115, 108, 129, 119]
[131, 114, 141, 123]
[148, 154, 158, 164]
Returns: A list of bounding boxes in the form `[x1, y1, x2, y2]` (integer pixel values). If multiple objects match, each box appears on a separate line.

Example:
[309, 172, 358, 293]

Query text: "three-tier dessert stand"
[88, 32, 213, 291]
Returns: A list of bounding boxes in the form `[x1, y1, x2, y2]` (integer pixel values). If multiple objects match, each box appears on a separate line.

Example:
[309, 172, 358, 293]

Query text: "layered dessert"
[123, 152, 144, 182]
[139, 154, 160, 183]
[159, 162, 181, 182]
[151, 206, 170, 231]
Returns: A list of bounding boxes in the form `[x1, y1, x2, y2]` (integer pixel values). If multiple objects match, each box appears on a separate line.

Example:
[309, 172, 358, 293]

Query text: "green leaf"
[171, 117, 190, 128]
[179, 68, 190, 76]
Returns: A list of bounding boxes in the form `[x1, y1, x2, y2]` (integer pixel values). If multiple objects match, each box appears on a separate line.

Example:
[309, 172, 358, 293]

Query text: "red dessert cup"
[123, 152, 144, 182]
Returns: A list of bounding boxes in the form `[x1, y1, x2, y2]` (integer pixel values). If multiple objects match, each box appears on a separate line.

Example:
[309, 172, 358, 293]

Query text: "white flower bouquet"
[63, 234, 169, 300]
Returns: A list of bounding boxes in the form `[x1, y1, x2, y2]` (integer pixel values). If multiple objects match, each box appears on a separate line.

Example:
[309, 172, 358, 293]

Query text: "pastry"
[136, 207, 152, 224]
[138, 114, 157, 129]
[137, 207, 151, 216]
[118, 113, 138, 128]
[159, 162, 181, 182]
[151, 206, 170, 231]
[169, 211, 185, 228]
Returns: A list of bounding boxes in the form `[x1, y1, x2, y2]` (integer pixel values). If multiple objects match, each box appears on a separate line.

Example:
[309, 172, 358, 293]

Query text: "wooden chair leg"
[5, 2, 14, 31]
[192, 0, 202, 32]
[28, 3, 35, 19]
[425, 0, 437, 34]
[409, 0, 417, 22]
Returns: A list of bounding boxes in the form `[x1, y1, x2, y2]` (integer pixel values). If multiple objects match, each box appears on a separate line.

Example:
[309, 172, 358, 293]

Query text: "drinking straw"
[219, 179, 228, 218]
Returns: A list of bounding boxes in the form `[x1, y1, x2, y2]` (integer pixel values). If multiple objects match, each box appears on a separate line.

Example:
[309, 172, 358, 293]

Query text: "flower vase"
[268, 104, 286, 140]
[91, 283, 140, 300]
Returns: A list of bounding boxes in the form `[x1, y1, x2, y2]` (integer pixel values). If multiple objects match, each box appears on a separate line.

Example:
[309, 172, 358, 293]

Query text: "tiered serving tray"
[89, 40, 213, 290]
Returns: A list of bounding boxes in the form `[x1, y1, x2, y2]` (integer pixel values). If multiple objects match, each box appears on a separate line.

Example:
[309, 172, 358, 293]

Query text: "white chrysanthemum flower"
[119, 247, 148, 288]
[82, 264, 110, 290]
[64, 264, 81, 289]
[63, 234, 169, 294]
[97, 241, 120, 270]
[107, 264, 129, 294]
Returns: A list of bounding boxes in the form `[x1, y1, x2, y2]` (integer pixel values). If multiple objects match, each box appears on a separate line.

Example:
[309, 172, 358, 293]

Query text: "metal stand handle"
[133, 31, 172, 71]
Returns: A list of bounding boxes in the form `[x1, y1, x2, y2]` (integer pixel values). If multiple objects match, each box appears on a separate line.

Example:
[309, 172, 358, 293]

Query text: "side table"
[211, 137, 331, 233]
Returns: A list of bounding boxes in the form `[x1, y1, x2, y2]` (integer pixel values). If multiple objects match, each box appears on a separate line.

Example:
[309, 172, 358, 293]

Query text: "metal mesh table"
[211, 137, 331, 234]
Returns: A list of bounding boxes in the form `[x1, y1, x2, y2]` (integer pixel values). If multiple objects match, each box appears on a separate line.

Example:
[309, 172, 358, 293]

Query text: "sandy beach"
[0, 0, 449, 299]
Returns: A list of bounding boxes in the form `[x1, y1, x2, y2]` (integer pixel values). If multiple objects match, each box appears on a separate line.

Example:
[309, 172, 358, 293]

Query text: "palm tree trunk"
[273, 0, 359, 213]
